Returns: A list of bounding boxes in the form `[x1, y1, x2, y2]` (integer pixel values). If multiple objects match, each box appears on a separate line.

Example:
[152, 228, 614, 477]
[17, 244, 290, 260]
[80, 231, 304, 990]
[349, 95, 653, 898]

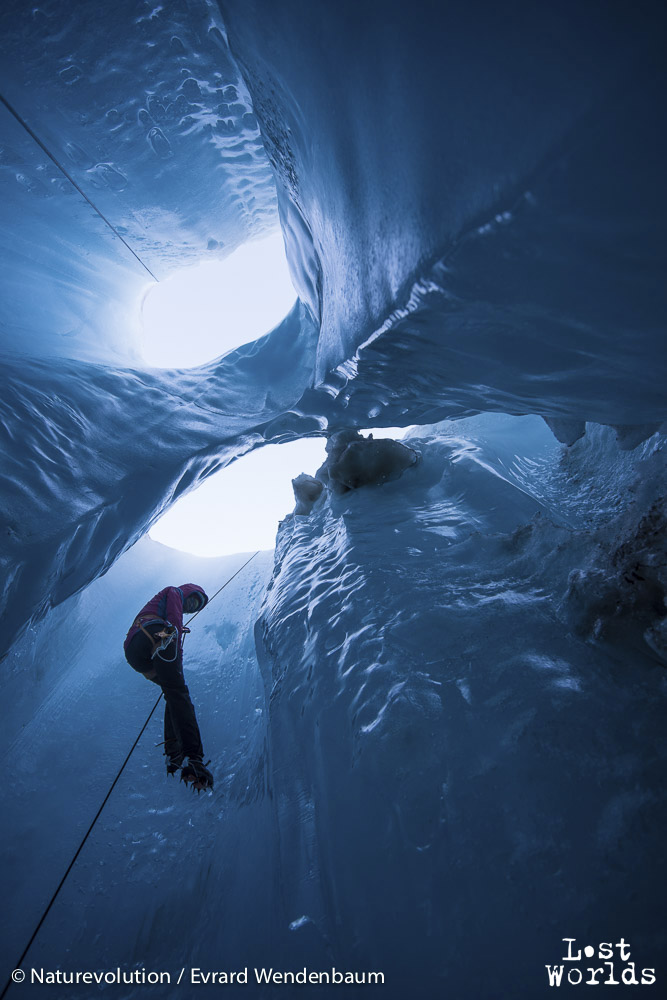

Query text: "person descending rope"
[124, 584, 214, 792]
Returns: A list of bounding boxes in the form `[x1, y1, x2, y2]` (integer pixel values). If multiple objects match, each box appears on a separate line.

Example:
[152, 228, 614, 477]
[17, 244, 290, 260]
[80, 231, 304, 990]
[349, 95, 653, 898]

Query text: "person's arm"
[163, 587, 185, 632]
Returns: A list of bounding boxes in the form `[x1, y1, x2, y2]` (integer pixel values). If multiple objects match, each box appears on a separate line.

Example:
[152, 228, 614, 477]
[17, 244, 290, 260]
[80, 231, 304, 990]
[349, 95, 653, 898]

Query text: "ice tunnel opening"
[148, 427, 414, 558]
[149, 437, 328, 557]
[140, 231, 297, 368]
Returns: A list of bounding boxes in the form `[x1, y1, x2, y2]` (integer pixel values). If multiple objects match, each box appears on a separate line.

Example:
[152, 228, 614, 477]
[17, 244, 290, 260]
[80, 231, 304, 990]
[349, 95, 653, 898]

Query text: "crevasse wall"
[2, 0, 666, 656]
[255, 416, 666, 994]
[2, 420, 665, 998]
[1, 542, 286, 995]
[221, 0, 667, 411]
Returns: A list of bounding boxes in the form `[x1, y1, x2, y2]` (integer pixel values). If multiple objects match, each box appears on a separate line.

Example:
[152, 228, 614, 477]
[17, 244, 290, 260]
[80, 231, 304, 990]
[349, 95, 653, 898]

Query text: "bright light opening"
[150, 438, 327, 557]
[359, 426, 413, 439]
[140, 231, 297, 368]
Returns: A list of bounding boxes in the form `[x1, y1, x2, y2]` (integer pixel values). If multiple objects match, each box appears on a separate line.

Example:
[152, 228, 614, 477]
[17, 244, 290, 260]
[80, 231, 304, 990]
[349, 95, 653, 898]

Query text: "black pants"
[125, 624, 204, 761]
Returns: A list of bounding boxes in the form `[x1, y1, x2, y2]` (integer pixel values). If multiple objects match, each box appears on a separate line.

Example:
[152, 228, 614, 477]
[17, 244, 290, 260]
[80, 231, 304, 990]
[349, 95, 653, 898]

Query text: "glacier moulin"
[0, 1, 665, 997]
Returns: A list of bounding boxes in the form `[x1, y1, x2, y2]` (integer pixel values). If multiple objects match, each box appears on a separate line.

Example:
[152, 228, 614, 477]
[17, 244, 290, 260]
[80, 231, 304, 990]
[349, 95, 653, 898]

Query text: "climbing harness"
[152, 626, 179, 662]
[0, 549, 260, 1000]
[129, 555, 262, 664]
[132, 615, 180, 661]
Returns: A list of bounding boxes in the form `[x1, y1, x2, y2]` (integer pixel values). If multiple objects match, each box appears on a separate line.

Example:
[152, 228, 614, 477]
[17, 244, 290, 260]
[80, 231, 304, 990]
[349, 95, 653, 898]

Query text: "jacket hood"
[179, 583, 209, 605]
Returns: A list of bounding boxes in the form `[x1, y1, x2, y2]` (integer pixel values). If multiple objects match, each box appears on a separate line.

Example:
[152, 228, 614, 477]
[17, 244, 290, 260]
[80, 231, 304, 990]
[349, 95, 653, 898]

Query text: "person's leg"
[126, 627, 211, 788]
[151, 645, 205, 761]
[126, 626, 187, 763]
[163, 701, 184, 768]
[124, 629, 155, 674]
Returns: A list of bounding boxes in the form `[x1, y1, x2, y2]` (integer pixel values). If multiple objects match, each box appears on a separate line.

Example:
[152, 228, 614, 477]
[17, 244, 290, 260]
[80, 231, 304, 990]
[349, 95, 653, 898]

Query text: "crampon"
[166, 753, 184, 776]
[180, 758, 214, 793]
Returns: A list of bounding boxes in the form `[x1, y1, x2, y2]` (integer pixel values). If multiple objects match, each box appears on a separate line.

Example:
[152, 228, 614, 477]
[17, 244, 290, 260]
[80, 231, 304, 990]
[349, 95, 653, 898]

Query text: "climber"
[124, 584, 214, 792]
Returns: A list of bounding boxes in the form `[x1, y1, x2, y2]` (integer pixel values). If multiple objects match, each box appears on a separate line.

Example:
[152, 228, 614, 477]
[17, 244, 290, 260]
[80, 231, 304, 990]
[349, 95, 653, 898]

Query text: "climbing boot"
[181, 758, 214, 792]
[166, 751, 185, 776]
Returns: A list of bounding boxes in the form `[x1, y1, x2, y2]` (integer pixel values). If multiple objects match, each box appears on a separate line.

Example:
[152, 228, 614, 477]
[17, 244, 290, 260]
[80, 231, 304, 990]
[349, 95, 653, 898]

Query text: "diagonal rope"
[0, 92, 159, 282]
[1, 550, 261, 998]
[184, 550, 259, 627]
[0, 693, 163, 1000]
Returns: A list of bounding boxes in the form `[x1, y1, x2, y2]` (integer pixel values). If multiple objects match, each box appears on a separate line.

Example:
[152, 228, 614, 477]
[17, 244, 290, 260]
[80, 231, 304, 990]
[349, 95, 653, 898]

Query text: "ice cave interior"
[0, 1, 665, 997]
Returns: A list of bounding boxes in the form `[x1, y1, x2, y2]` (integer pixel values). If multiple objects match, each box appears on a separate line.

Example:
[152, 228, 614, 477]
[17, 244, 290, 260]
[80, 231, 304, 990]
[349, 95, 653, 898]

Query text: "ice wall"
[1, 541, 282, 996]
[0, 0, 316, 660]
[222, 0, 667, 415]
[2, 0, 666, 659]
[0, 0, 278, 361]
[2, 419, 664, 998]
[0, 301, 320, 662]
[256, 416, 667, 993]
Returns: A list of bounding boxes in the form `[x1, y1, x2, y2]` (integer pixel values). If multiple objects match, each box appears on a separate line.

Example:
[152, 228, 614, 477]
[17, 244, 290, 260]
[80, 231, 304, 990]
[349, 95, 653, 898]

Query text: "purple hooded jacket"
[124, 583, 208, 653]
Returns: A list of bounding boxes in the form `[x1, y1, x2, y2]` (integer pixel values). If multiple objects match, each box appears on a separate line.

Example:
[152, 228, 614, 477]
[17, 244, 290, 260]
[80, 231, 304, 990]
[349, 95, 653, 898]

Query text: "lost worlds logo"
[546, 939, 656, 987]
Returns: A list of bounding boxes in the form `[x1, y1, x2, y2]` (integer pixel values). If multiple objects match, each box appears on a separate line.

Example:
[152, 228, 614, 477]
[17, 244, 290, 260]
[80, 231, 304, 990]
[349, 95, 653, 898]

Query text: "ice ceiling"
[0, 0, 665, 652]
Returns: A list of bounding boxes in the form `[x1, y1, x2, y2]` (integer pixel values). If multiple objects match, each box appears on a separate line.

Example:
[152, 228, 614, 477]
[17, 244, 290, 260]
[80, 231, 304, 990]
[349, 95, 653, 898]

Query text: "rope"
[0, 93, 159, 283]
[0, 693, 162, 1000]
[184, 550, 259, 627]
[1, 550, 261, 997]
